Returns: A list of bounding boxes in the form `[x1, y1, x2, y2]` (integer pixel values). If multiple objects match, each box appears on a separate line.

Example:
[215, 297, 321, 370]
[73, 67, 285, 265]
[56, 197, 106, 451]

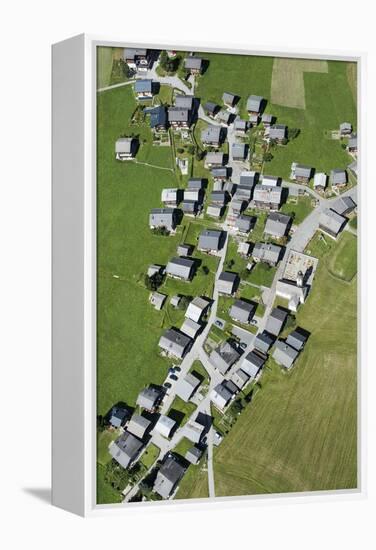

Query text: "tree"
[201, 265, 209, 275]
[144, 271, 164, 291]
[178, 295, 191, 310]
[187, 144, 195, 155]
[263, 152, 273, 162]
[288, 128, 300, 140]
[195, 149, 205, 161]
[177, 147, 185, 154]
[285, 314, 297, 330]
[159, 50, 168, 70]
[227, 259, 235, 269]
[281, 137, 289, 145]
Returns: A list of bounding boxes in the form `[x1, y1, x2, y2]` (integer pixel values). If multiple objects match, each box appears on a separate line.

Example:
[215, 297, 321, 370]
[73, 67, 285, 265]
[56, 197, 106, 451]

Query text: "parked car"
[250, 319, 257, 326]
[164, 382, 172, 389]
[240, 342, 247, 349]
[170, 374, 178, 381]
[174, 366, 181, 372]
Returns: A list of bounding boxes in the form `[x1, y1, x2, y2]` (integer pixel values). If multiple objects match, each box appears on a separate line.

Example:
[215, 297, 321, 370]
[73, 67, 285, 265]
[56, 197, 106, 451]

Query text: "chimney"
[297, 270, 304, 288]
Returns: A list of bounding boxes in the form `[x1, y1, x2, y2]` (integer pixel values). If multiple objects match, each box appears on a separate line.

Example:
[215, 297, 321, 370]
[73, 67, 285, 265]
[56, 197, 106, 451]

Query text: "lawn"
[97, 464, 123, 504]
[175, 455, 209, 500]
[189, 360, 210, 391]
[280, 195, 315, 225]
[97, 46, 128, 89]
[204, 231, 357, 497]
[167, 396, 197, 427]
[328, 232, 357, 282]
[247, 262, 276, 287]
[140, 443, 160, 470]
[97, 429, 120, 466]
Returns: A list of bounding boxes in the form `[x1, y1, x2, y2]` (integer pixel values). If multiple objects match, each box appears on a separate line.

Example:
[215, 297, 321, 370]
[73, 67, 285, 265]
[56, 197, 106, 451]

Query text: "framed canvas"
[52, 34, 365, 517]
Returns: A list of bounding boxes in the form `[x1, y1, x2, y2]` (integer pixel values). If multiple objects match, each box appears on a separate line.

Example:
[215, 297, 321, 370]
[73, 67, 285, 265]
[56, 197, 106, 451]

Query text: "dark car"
[170, 374, 178, 381]
[240, 342, 247, 349]
[164, 382, 172, 389]
[174, 366, 181, 372]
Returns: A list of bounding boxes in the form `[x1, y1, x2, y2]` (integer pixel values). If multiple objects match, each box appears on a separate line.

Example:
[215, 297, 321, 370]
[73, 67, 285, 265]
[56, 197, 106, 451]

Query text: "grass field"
[206, 231, 357, 497]
[97, 46, 128, 89]
[175, 455, 209, 500]
[280, 195, 314, 225]
[97, 430, 119, 466]
[97, 464, 123, 504]
[328, 232, 357, 282]
[140, 443, 160, 469]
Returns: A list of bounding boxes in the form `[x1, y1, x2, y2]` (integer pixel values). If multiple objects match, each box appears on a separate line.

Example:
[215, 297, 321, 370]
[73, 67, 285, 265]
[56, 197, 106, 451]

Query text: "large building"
[209, 340, 240, 375]
[265, 307, 288, 336]
[264, 212, 291, 238]
[319, 208, 347, 239]
[166, 257, 195, 281]
[149, 208, 179, 232]
[253, 185, 282, 210]
[158, 328, 192, 359]
[198, 229, 225, 253]
[109, 431, 144, 469]
[153, 455, 186, 498]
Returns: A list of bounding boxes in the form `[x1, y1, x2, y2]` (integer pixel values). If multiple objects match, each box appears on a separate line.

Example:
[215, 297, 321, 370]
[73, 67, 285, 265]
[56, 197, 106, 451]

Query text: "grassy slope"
[209, 231, 357, 496]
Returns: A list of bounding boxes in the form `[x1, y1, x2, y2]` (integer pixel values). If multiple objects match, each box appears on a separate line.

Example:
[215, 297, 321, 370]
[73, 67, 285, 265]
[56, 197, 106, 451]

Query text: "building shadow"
[23, 487, 51, 504]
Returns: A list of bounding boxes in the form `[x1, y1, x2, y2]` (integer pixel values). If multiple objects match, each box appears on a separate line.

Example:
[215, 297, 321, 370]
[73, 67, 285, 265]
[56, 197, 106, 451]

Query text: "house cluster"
[291, 162, 353, 194]
[318, 194, 356, 239]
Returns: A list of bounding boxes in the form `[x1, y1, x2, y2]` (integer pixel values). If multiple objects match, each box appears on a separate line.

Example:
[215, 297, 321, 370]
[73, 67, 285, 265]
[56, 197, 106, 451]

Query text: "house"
[123, 48, 150, 71]
[209, 340, 240, 375]
[161, 188, 180, 206]
[265, 307, 288, 336]
[185, 446, 203, 465]
[213, 179, 223, 192]
[313, 172, 327, 191]
[330, 168, 347, 188]
[147, 264, 163, 278]
[269, 124, 286, 142]
[127, 414, 151, 440]
[201, 124, 223, 147]
[232, 142, 247, 161]
[261, 175, 279, 187]
[216, 271, 239, 295]
[253, 185, 282, 210]
[247, 95, 264, 114]
[203, 101, 220, 117]
[237, 241, 251, 256]
[286, 329, 308, 351]
[231, 368, 250, 390]
[184, 189, 202, 202]
[158, 328, 192, 359]
[319, 208, 347, 239]
[294, 164, 313, 183]
[134, 79, 153, 100]
[185, 296, 211, 322]
[331, 196, 356, 216]
[229, 299, 256, 324]
[187, 178, 205, 190]
[149, 208, 179, 232]
[180, 318, 201, 339]
[223, 379, 239, 395]
[170, 295, 181, 308]
[348, 133, 357, 153]
[249, 113, 259, 126]
[210, 191, 227, 205]
[108, 405, 130, 429]
[261, 113, 274, 127]
[252, 242, 282, 266]
[217, 109, 232, 125]
[205, 152, 225, 168]
[230, 198, 248, 214]
[264, 212, 291, 238]
[222, 92, 237, 107]
[175, 373, 201, 402]
[254, 331, 274, 354]
[181, 200, 199, 216]
[153, 454, 186, 498]
[184, 56, 203, 74]
[206, 204, 224, 218]
[240, 171, 258, 188]
[340, 121, 352, 136]
[149, 105, 168, 131]
[115, 137, 137, 160]
[109, 431, 144, 469]
[239, 349, 266, 378]
[234, 118, 249, 134]
[198, 229, 224, 253]
[166, 257, 195, 280]
[273, 340, 299, 369]
[210, 383, 234, 410]
[184, 420, 205, 443]
[136, 386, 162, 411]
[235, 215, 253, 233]
[149, 291, 167, 310]
[276, 278, 308, 312]
[177, 243, 193, 256]
[211, 167, 228, 180]
[175, 95, 194, 110]
[154, 415, 176, 438]
[168, 107, 191, 129]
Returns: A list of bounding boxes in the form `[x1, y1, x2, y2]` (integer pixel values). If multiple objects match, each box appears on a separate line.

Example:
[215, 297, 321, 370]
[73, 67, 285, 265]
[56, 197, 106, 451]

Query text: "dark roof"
[203, 101, 219, 114]
[175, 95, 194, 109]
[286, 330, 307, 351]
[149, 105, 167, 128]
[168, 107, 190, 122]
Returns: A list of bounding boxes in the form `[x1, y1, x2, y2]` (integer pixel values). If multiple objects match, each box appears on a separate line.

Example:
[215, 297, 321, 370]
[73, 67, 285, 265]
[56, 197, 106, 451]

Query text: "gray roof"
[247, 95, 263, 112]
[261, 113, 273, 124]
[222, 92, 237, 105]
[264, 212, 291, 238]
[252, 242, 281, 264]
[185, 446, 203, 464]
[239, 171, 257, 187]
[229, 299, 256, 323]
[150, 291, 166, 309]
[234, 118, 248, 131]
[175, 373, 201, 402]
[184, 56, 202, 70]
[254, 331, 274, 353]
[207, 204, 223, 218]
[340, 122, 352, 132]
[115, 137, 133, 154]
[273, 340, 299, 369]
[205, 152, 225, 165]
[124, 48, 147, 60]
[319, 208, 346, 236]
[187, 178, 205, 189]
[166, 257, 195, 280]
[149, 208, 177, 231]
[209, 341, 240, 375]
[331, 196, 356, 216]
[265, 307, 288, 336]
[348, 134, 357, 149]
[175, 95, 194, 109]
[240, 350, 266, 378]
[168, 107, 190, 122]
[210, 383, 233, 408]
[181, 200, 199, 214]
[134, 79, 152, 93]
[217, 271, 238, 294]
[203, 101, 219, 114]
[185, 296, 211, 322]
[211, 167, 228, 178]
[184, 420, 205, 443]
[269, 124, 286, 140]
[177, 243, 193, 256]
[230, 368, 250, 390]
[127, 414, 151, 439]
[295, 164, 313, 179]
[330, 168, 347, 185]
[109, 406, 129, 428]
[109, 431, 143, 469]
[198, 229, 224, 251]
[235, 214, 253, 232]
[217, 110, 231, 124]
[201, 124, 222, 144]
[232, 142, 247, 159]
[136, 386, 162, 409]
[154, 455, 186, 498]
[210, 191, 226, 205]
[158, 328, 192, 358]
[253, 185, 282, 206]
[286, 330, 307, 351]
[180, 317, 201, 339]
